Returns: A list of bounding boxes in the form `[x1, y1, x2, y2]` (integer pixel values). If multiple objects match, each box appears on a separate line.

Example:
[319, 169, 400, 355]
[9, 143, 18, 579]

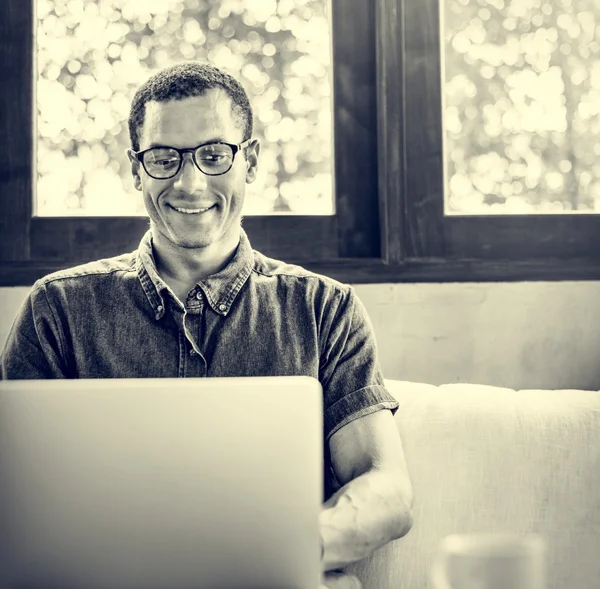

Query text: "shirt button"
[218, 303, 227, 312]
[156, 305, 164, 313]
[195, 291, 202, 300]
[189, 349, 196, 357]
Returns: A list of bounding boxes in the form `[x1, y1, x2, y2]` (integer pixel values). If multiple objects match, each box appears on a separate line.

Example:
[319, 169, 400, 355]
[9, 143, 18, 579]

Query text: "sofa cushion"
[347, 380, 600, 589]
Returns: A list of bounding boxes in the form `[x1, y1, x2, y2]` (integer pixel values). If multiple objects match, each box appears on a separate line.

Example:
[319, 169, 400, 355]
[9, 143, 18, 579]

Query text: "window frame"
[1, 0, 600, 288]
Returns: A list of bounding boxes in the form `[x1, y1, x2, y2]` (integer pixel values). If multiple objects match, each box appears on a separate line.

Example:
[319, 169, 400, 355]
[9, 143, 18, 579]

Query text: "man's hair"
[128, 62, 253, 152]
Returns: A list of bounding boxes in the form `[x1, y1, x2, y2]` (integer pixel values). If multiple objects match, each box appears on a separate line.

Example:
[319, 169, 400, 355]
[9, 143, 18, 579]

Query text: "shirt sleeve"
[319, 285, 398, 441]
[1, 281, 69, 379]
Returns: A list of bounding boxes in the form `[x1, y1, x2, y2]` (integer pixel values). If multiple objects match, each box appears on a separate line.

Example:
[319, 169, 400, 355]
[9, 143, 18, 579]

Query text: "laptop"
[0, 376, 323, 589]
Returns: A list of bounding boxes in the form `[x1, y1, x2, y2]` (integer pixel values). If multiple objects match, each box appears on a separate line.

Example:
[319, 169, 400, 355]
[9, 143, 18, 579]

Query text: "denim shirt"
[1, 228, 398, 495]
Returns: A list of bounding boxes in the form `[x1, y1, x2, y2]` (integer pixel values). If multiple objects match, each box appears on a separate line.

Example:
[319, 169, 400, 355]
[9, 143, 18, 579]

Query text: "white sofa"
[348, 380, 600, 589]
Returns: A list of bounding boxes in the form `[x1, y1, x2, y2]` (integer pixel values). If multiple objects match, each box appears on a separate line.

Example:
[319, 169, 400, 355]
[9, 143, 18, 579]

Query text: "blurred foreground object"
[431, 532, 547, 589]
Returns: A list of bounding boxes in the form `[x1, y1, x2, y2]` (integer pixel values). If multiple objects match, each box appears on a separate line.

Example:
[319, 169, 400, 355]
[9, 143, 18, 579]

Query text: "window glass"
[444, 0, 600, 215]
[36, 0, 334, 216]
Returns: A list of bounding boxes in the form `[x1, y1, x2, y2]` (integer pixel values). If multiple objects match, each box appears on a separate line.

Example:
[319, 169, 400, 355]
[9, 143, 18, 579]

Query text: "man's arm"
[319, 409, 414, 573]
[1, 283, 68, 379]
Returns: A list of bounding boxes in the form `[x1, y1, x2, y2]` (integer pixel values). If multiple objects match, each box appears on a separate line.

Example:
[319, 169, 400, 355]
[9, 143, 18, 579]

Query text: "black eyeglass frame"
[130, 139, 252, 179]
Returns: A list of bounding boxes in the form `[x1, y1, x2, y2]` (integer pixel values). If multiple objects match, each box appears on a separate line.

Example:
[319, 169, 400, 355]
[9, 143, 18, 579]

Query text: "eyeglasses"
[130, 139, 251, 180]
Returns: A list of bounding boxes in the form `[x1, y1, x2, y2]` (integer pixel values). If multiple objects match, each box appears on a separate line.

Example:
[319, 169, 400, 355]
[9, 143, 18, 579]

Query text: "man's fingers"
[320, 571, 363, 589]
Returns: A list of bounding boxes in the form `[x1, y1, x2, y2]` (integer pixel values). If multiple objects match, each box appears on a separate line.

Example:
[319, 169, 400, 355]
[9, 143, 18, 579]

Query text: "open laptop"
[0, 376, 323, 589]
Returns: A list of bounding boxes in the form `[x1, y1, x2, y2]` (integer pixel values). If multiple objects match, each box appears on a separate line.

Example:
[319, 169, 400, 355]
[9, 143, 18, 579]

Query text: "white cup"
[431, 533, 547, 589]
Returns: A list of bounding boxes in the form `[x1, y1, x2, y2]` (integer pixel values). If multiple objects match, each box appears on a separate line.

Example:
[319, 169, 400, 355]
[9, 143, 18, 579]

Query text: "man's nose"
[173, 152, 208, 193]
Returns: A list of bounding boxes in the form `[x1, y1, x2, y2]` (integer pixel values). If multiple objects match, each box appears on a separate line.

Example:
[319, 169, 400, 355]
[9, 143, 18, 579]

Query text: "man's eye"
[149, 157, 179, 168]
[201, 155, 227, 163]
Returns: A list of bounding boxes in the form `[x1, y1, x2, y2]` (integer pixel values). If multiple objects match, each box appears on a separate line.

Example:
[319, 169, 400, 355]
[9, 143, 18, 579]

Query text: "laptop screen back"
[0, 376, 323, 589]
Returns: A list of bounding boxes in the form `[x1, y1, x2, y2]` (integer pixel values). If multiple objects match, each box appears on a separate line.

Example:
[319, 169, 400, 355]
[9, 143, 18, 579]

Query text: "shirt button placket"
[187, 346, 207, 377]
[184, 295, 207, 377]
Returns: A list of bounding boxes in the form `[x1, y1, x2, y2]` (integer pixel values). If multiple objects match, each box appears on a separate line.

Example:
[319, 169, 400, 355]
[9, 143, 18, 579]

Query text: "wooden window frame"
[1, 0, 600, 288]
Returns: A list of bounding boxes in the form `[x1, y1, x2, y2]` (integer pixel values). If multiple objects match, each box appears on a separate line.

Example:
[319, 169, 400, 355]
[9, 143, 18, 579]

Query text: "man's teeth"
[172, 205, 213, 214]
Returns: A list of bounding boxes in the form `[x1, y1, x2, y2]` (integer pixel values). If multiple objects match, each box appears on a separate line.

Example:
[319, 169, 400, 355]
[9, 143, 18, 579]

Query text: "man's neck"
[151, 229, 240, 299]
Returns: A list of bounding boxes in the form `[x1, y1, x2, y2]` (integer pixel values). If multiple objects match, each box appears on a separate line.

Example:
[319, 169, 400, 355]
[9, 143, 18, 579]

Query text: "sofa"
[347, 379, 600, 589]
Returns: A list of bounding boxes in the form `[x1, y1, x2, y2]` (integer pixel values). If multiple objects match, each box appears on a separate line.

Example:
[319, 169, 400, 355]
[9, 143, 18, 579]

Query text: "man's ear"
[245, 139, 261, 184]
[127, 149, 143, 191]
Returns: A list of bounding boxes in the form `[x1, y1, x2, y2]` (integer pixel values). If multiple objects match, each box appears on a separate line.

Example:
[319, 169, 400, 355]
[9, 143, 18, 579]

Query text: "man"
[1, 62, 413, 588]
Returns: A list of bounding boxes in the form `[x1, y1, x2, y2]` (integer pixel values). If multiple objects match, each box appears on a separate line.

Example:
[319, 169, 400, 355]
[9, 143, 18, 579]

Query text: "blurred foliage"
[445, 0, 600, 214]
[38, 0, 600, 217]
[36, 0, 334, 216]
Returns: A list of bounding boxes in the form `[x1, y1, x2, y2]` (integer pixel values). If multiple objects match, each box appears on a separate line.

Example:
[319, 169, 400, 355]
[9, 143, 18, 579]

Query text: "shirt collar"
[136, 228, 255, 319]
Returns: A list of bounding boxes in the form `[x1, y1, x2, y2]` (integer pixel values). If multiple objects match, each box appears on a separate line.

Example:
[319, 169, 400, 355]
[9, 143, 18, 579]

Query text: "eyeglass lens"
[142, 143, 235, 178]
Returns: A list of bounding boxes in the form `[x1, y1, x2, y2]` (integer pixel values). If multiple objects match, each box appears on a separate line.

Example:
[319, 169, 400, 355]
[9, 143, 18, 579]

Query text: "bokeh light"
[36, 0, 333, 216]
[444, 0, 600, 214]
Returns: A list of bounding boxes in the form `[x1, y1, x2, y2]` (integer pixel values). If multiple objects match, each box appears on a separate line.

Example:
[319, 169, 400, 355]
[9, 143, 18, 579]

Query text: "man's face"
[129, 90, 259, 249]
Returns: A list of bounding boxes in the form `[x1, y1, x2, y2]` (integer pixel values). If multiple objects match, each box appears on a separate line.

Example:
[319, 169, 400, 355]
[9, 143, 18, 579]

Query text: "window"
[1, 0, 382, 284]
[399, 0, 600, 280]
[445, 0, 600, 216]
[36, 0, 334, 217]
[1, 0, 600, 287]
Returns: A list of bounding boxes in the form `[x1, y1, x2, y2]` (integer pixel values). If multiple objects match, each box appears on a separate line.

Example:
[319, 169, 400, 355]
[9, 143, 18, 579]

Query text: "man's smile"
[169, 204, 217, 215]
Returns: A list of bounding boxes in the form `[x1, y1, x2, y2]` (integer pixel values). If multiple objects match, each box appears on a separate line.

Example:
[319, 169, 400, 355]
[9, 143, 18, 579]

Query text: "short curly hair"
[128, 62, 253, 152]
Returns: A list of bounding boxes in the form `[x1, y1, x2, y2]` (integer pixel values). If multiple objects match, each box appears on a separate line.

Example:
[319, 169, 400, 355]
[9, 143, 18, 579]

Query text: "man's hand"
[320, 571, 362, 589]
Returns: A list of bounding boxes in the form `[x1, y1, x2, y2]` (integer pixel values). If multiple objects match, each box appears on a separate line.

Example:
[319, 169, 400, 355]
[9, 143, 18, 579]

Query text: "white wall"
[2, 282, 599, 390]
[353, 281, 600, 390]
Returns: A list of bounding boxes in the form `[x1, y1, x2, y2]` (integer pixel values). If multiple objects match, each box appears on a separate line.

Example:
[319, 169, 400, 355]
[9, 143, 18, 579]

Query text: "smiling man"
[127, 85, 254, 303]
[1, 63, 413, 589]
